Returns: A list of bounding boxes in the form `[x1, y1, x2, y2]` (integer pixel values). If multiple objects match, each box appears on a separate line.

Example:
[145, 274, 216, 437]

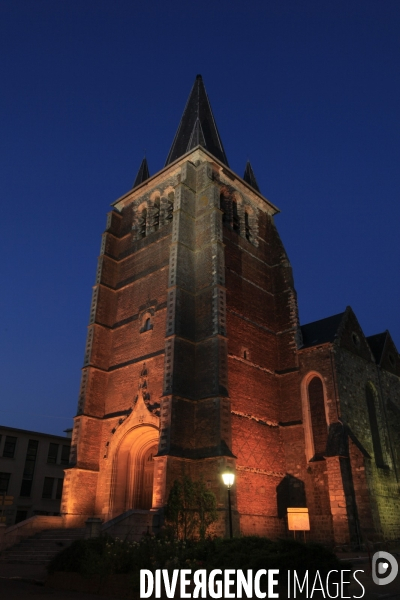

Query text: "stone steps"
[0, 528, 85, 565]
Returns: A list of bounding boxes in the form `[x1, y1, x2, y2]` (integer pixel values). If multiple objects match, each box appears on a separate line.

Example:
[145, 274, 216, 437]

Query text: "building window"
[0, 472, 11, 495]
[302, 374, 328, 461]
[47, 443, 59, 464]
[220, 193, 228, 223]
[365, 382, 385, 467]
[241, 347, 250, 360]
[232, 200, 240, 233]
[60, 445, 70, 466]
[307, 377, 328, 458]
[55, 478, 64, 500]
[42, 477, 55, 499]
[245, 212, 251, 241]
[153, 199, 160, 231]
[140, 313, 153, 333]
[20, 439, 39, 497]
[166, 192, 174, 222]
[139, 208, 147, 238]
[3, 436, 17, 458]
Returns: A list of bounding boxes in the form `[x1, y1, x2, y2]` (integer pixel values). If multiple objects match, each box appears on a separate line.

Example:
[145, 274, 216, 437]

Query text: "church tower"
[62, 75, 301, 536]
[62, 75, 400, 545]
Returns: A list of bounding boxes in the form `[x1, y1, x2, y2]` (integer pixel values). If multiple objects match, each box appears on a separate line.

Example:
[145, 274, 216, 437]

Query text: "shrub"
[164, 476, 218, 540]
[48, 534, 342, 584]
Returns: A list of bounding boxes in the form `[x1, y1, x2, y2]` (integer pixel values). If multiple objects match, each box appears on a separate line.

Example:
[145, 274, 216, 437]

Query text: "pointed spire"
[133, 157, 150, 189]
[165, 75, 229, 167]
[243, 161, 260, 192]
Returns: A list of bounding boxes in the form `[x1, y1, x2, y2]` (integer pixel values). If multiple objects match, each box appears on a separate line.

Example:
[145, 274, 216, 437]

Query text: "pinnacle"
[243, 160, 260, 192]
[165, 76, 229, 167]
[133, 157, 150, 188]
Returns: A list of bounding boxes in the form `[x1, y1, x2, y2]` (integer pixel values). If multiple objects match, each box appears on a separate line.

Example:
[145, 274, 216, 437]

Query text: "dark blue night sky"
[1, 1, 399, 435]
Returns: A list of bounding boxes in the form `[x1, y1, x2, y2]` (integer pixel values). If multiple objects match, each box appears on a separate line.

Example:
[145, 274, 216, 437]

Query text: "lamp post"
[222, 467, 235, 539]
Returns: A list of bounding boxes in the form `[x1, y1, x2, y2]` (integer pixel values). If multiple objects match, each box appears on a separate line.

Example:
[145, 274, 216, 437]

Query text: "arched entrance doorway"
[131, 443, 158, 509]
[110, 425, 158, 518]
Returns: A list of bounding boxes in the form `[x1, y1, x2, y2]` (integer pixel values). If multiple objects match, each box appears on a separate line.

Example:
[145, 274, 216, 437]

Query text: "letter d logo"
[372, 551, 398, 586]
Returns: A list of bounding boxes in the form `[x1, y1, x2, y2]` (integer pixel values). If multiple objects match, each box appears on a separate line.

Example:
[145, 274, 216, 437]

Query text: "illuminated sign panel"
[287, 507, 310, 531]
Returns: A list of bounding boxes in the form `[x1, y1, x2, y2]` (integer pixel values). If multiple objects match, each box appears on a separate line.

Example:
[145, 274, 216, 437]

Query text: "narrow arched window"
[232, 200, 240, 233]
[220, 193, 228, 223]
[139, 208, 147, 238]
[166, 192, 174, 222]
[153, 199, 160, 231]
[308, 377, 327, 458]
[245, 212, 251, 241]
[144, 317, 152, 331]
[365, 383, 385, 467]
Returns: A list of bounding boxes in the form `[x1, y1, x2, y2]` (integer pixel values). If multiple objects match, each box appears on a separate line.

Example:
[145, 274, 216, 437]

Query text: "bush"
[48, 534, 342, 584]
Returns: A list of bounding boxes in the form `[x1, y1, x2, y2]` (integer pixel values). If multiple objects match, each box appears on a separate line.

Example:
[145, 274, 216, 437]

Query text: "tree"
[194, 479, 218, 540]
[165, 475, 218, 539]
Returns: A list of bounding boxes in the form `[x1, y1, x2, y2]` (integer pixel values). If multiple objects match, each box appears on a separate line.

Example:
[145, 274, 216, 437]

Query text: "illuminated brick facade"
[62, 77, 400, 545]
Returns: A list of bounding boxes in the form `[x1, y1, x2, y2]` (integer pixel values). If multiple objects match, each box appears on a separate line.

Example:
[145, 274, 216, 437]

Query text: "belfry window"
[245, 212, 251, 241]
[153, 199, 160, 231]
[220, 193, 228, 223]
[232, 201, 240, 233]
[139, 208, 147, 238]
[166, 192, 174, 222]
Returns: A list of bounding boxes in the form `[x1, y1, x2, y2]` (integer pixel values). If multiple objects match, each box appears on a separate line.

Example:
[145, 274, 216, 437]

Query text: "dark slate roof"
[366, 332, 387, 365]
[300, 312, 345, 348]
[243, 161, 260, 192]
[165, 75, 229, 167]
[133, 157, 150, 188]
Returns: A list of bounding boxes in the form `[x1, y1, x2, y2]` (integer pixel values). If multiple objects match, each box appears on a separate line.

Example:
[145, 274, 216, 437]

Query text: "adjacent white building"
[0, 426, 71, 526]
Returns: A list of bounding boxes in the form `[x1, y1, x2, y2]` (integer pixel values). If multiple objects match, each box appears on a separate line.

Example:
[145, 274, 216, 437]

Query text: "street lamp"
[222, 467, 235, 538]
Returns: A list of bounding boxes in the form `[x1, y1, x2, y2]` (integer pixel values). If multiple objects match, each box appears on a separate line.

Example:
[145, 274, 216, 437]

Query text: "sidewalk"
[0, 552, 398, 599]
[338, 547, 400, 600]
[0, 563, 123, 599]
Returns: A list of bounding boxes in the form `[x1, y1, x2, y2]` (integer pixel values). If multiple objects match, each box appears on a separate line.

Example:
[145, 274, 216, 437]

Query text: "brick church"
[62, 75, 400, 545]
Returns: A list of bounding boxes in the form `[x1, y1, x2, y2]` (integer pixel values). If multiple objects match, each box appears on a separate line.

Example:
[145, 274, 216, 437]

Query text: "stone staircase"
[0, 527, 85, 565]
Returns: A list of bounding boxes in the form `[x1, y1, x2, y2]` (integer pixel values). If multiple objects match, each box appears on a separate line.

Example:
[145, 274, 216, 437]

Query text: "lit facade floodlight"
[222, 467, 235, 538]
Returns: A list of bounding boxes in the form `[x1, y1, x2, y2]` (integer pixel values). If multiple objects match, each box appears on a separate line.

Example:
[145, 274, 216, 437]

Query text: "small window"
[388, 353, 395, 367]
[0, 472, 11, 495]
[55, 478, 64, 500]
[20, 479, 33, 497]
[140, 315, 153, 333]
[241, 347, 250, 360]
[47, 443, 59, 464]
[42, 477, 55, 499]
[60, 445, 70, 466]
[3, 436, 17, 458]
